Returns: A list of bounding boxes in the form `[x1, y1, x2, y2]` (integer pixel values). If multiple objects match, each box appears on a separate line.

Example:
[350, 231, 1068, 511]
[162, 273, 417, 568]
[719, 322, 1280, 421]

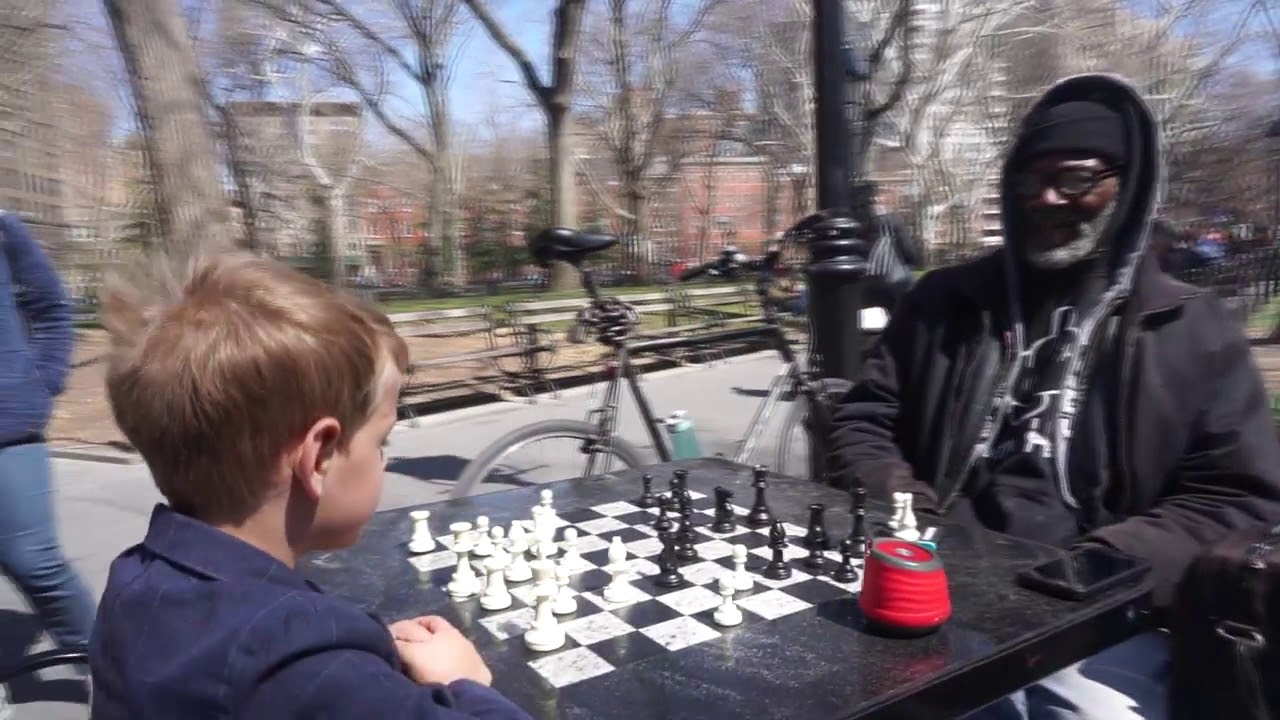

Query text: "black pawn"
[638, 473, 658, 508]
[653, 495, 674, 533]
[763, 520, 791, 580]
[654, 532, 684, 588]
[676, 506, 699, 563]
[804, 503, 830, 551]
[711, 486, 736, 533]
[847, 486, 868, 560]
[746, 465, 773, 529]
[833, 538, 860, 584]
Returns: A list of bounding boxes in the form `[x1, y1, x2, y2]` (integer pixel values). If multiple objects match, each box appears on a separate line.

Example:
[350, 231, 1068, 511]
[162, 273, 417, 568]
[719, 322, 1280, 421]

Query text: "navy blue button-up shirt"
[90, 505, 532, 719]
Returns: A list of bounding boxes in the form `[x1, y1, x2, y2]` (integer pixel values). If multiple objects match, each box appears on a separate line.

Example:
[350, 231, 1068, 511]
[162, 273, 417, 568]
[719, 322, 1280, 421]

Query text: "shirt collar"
[142, 504, 315, 592]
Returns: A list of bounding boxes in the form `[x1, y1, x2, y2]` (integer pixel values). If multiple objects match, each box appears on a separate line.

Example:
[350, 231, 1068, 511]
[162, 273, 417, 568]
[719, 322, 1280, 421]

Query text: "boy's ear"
[292, 417, 343, 499]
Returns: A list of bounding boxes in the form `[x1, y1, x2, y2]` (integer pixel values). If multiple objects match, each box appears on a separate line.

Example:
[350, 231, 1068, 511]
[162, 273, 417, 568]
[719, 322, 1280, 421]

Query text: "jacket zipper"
[938, 325, 1015, 514]
[1113, 317, 1138, 512]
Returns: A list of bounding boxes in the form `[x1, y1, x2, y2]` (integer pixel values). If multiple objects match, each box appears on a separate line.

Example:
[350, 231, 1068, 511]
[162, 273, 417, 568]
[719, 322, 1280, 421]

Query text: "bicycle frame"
[574, 259, 834, 478]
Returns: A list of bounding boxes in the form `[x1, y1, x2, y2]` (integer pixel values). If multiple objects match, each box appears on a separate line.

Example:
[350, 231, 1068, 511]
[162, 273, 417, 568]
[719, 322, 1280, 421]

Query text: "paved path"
[2, 351, 800, 719]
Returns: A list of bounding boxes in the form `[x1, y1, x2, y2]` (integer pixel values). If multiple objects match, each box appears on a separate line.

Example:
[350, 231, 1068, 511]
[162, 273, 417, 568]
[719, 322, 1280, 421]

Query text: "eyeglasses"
[1012, 167, 1121, 200]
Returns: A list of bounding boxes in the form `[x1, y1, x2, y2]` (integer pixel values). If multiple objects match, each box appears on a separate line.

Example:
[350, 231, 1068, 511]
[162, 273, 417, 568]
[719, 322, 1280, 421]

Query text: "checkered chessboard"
[404, 490, 863, 691]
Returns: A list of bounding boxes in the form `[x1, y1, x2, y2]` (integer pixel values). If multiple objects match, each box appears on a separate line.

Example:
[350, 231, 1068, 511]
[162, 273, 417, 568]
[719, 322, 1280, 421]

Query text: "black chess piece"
[654, 532, 685, 588]
[763, 520, 791, 580]
[638, 473, 658, 508]
[671, 468, 689, 494]
[804, 503, 830, 551]
[804, 544, 826, 570]
[711, 486, 736, 533]
[676, 506, 699, 563]
[653, 495, 675, 533]
[847, 485, 868, 560]
[833, 538, 860, 583]
[746, 465, 773, 529]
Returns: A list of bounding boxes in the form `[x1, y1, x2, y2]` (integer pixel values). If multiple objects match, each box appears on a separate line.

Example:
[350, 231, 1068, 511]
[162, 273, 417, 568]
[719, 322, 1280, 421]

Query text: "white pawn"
[539, 488, 555, 518]
[559, 528, 582, 571]
[602, 536, 632, 604]
[505, 545, 533, 583]
[551, 563, 576, 615]
[713, 574, 743, 627]
[508, 522, 529, 554]
[473, 516, 494, 556]
[731, 544, 752, 592]
[888, 492, 907, 531]
[523, 577, 565, 652]
[449, 521, 472, 548]
[447, 542, 480, 598]
[408, 510, 435, 554]
[480, 555, 513, 610]
[895, 497, 921, 542]
[489, 526, 509, 565]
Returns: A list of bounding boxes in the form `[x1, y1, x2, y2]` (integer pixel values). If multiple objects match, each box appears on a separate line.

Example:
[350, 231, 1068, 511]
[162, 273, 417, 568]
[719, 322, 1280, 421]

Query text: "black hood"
[1000, 73, 1165, 302]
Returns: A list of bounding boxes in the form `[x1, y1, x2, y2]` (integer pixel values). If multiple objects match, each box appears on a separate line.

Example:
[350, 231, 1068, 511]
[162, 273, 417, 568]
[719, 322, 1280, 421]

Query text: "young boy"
[89, 253, 532, 719]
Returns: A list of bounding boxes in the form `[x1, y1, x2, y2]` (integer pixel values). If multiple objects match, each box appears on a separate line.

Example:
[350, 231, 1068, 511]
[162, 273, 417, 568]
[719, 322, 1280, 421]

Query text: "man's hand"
[390, 616, 493, 688]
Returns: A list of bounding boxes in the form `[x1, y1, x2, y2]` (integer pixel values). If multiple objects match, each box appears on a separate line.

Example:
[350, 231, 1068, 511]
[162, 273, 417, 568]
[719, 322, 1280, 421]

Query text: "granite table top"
[300, 457, 1151, 719]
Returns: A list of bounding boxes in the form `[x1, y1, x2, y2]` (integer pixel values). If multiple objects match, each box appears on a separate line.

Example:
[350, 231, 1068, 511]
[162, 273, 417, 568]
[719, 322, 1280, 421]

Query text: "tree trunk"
[103, 0, 232, 263]
[547, 108, 578, 290]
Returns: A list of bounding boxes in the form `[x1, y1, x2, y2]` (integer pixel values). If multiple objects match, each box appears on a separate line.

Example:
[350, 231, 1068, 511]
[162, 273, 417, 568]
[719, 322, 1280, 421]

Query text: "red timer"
[859, 538, 952, 636]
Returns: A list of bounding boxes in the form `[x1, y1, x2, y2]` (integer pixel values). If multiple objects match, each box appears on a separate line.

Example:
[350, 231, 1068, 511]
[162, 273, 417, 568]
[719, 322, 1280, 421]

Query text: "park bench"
[388, 306, 553, 404]
[504, 291, 678, 347]
[666, 285, 763, 335]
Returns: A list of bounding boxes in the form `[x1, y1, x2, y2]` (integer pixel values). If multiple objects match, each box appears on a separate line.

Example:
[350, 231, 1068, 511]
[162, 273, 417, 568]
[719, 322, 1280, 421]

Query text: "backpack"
[1170, 523, 1280, 720]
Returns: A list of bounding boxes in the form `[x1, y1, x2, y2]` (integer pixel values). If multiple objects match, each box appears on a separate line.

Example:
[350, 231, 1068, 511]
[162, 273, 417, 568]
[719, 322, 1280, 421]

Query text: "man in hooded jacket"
[827, 74, 1280, 718]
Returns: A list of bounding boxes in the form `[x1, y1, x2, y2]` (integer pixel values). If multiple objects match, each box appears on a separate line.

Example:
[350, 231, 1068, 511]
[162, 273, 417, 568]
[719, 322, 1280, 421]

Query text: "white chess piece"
[508, 522, 529, 553]
[480, 555, 513, 610]
[731, 544, 752, 592]
[408, 510, 435, 554]
[713, 574, 743, 627]
[449, 521, 473, 549]
[559, 528, 582, 571]
[539, 488, 555, 517]
[895, 496, 921, 542]
[504, 545, 533, 583]
[523, 578, 566, 652]
[489, 526, 509, 564]
[602, 537, 632, 604]
[888, 492, 907, 531]
[473, 516, 494, 556]
[531, 507, 558, 558]
[447, 542, 480, 598]
[551, 563, 576, 615]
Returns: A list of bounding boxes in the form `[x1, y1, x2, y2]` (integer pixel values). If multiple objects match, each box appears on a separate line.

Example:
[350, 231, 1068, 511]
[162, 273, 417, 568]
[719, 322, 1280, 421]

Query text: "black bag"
[1170, 523, 1280, 720]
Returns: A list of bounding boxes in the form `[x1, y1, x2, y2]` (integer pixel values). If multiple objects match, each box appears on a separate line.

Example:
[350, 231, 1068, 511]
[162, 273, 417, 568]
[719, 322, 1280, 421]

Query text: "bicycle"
[449, 224, 853, 499]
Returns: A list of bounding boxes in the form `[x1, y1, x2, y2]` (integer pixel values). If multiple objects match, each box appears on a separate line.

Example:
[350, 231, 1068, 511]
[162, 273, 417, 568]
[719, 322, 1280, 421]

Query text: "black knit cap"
[1014, 100, 1128, 167]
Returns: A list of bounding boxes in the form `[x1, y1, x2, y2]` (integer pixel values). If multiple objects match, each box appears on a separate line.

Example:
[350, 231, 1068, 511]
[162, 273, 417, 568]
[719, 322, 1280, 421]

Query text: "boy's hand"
[388, 619, 433, 643]
[392, 616, 493, 688]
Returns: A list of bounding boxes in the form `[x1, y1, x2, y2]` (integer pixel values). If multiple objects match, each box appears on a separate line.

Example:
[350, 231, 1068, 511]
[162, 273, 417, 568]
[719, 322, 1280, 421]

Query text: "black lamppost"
[804, 0, 875, 481]
[1267, 119, 1280, 240]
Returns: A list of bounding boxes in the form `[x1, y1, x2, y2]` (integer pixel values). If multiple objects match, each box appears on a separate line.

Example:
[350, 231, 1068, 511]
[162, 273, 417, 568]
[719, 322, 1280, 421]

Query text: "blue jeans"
[0, 441, 95, 649]
[966, 632, 1169, 720]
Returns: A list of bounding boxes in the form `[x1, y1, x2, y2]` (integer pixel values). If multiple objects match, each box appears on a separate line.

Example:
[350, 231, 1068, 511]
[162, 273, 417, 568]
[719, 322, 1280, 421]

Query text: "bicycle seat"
[529, 227, 620, 267]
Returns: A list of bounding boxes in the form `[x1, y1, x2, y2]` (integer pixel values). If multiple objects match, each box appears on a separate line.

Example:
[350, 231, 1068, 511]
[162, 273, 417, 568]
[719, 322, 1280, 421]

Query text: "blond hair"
[101, 252, 409, 521]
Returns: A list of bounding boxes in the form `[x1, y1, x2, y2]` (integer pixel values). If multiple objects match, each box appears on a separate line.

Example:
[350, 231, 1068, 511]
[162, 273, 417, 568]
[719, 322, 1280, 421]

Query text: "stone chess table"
[300, 457, 1152, 719]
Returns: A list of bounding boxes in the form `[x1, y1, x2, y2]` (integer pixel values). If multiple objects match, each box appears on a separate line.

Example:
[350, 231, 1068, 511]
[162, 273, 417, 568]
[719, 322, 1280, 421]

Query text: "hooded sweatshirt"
[0, 212, 73, 446]
[957, 74, 1164, 548]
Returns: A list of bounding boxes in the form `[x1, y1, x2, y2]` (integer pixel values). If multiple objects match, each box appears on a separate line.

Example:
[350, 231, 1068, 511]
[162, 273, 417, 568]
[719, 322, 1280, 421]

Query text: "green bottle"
[663, 410, 702, 460]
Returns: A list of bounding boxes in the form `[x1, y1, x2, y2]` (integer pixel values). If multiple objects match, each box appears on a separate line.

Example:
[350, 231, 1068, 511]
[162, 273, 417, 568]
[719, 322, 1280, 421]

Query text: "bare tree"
[461, 0, 587, 290]
[102, 0, 234, 261]
[576, 0, 725, 270]
[876, 0, 1035, 248]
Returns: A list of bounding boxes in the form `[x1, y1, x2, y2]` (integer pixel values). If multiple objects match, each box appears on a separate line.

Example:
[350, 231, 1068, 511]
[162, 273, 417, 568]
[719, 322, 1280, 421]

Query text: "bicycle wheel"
[451, 419, 650, 499]
[774, 377, 853, 478]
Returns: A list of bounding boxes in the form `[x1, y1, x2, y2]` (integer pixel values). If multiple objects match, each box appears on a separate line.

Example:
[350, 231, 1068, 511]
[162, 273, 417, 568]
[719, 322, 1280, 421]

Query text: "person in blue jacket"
[0, 212, 96, 655]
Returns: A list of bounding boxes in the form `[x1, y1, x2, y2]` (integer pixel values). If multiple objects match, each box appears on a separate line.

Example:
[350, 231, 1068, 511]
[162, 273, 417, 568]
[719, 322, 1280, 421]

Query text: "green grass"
[378, 280, 745, 313]
[1248, 296, 1280, 335]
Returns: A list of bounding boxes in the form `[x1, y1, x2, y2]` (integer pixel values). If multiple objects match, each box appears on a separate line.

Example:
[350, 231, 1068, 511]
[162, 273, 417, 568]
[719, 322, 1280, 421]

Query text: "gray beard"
[1023, 203, 1115, 270]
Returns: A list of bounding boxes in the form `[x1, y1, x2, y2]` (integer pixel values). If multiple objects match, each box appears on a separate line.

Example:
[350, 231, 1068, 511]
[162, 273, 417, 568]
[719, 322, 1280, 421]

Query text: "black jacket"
[827, 74, 1280, 607]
